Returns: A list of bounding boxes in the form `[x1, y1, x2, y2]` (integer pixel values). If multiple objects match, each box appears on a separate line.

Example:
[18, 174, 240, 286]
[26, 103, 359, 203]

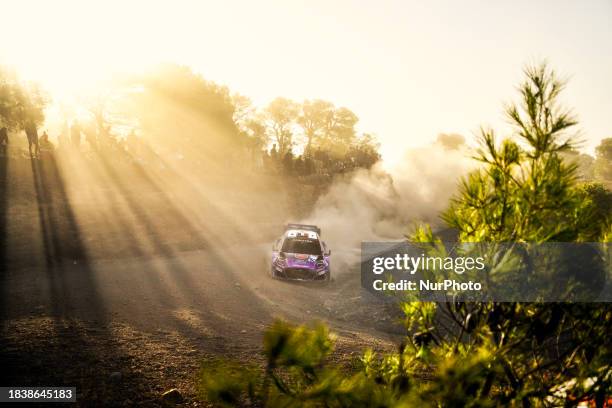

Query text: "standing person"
[39, 131, 55, 155]
[0, 127, 8, 156]
[283, 150, 293, 175]
[70, 120, 82, 148]
[304, 154, 314, 175]
[24, 121, 39, 158]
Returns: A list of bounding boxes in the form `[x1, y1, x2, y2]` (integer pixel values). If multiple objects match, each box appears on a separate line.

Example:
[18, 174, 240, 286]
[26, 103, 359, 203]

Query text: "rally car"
[270, 224, 331, 281]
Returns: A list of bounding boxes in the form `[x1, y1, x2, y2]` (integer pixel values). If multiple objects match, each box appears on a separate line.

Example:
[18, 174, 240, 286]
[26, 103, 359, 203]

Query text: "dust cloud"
[301, 141, 474, 268]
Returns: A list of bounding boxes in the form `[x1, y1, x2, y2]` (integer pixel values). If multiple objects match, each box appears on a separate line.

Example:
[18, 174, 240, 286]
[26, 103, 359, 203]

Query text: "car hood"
[284, 253, 320, 269]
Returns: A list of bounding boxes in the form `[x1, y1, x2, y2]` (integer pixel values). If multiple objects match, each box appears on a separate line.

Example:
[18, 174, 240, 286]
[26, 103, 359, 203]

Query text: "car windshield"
[281, 238, 322, 255]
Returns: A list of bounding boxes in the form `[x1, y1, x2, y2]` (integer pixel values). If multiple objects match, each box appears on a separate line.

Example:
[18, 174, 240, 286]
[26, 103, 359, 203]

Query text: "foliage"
[345, 132, 381, 169]
[0, 66, 46, 130]
[298, 99, 335, 153]
[313, 106, 359, 158]
[562, 149, 595, 181]
[575, 182, 612, 240]
[232, 93, 268, 150]
[293, 99, 360, 157]
[412, 62, 612, 405]
[594, 138, 612, 183]
[265, 97, 300, 155]
[258, 97, 379, 174]
[198, 62, 612, 407]
[198, 320, 416, 407]
[443, 63, 582, 242]
[127, 64, 242, 163]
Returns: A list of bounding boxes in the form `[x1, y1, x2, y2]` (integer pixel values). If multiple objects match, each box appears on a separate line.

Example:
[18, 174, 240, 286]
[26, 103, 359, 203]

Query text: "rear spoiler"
[286, 223, 321, 235]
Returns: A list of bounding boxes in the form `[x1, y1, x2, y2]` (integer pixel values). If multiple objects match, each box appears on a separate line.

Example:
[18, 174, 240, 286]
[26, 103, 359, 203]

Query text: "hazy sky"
[1, 0, 611, 162]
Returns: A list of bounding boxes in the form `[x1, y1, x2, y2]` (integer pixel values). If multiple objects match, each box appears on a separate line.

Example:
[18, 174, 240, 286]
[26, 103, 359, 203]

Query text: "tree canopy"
[125, 64, 243, 164]
[594, 138, 612, 183]
[0, 66, 46, 130]
[264, 97, 299, 155]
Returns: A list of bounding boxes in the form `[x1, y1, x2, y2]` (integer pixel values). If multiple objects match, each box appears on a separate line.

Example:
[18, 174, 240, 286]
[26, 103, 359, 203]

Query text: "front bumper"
[273, 266, 329, 281]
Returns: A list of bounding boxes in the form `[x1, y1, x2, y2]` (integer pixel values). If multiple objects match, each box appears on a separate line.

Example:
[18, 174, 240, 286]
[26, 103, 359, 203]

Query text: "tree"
[264, 97, 298, 155]
[126, 64, 243, 164]
[563, 149, 595, 180]
[0, 66, 46, 130]
[594, 138, 612, 183]
[317, 106, 358, 158]
[576, 182, 612, 238]
[444, 63, 587, 242]
[83, 90, 112, 138]
[411, 61, 611, 404]
[297, 99, 334, 154]
[346, 132, 381, 169]
[231, 94, 268, 152]
[231, 93, 255, 128]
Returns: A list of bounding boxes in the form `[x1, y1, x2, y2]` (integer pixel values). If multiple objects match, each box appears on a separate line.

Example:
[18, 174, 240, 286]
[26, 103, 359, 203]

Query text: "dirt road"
[2, 244, 401, 337]
[0, 156, 405, 405]
[1, 245, 402, 406]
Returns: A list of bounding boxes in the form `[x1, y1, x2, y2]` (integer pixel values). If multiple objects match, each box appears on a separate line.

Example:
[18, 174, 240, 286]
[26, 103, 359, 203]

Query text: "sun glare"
[2, 0, 611, 155]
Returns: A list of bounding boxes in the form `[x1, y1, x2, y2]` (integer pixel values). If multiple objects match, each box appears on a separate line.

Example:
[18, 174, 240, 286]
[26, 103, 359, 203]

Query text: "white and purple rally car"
[270, 224, 331, 281]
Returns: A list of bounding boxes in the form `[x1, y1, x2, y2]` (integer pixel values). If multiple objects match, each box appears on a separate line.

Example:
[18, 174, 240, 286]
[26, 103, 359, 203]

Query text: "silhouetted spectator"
[304, 155, 314, 175]
[283, 150, 293, 175]
[71, 120, 82, 148]
[0, 127, 7, 156]
[270, 144, 278, 161]
[39, 131, 55, 157]
[40, 131, 53, 147]
[25, 121, 39, 158]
